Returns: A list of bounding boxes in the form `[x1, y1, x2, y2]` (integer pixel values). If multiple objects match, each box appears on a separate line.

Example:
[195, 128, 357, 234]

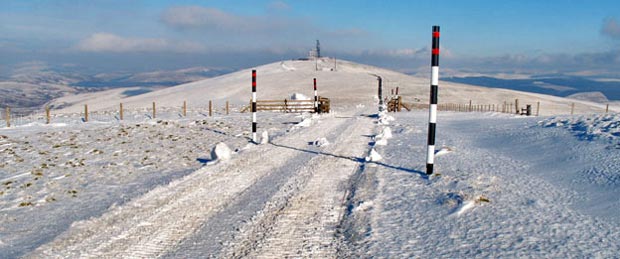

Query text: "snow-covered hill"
[50, 58, 616, 116]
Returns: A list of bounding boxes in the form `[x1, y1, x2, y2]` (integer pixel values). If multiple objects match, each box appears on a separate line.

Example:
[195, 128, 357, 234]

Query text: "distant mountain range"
[444, 76, 620, 102]
[73, 67, 235, 88]
[0, 66, 234, 112]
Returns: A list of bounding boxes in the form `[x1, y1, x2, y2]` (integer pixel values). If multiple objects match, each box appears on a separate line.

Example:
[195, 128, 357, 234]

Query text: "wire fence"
[1, 102, 244, 128]
[395, 98, 614, 116]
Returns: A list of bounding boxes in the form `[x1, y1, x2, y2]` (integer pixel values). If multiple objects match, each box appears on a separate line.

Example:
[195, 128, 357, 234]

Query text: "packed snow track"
[26, 110, 375, 258]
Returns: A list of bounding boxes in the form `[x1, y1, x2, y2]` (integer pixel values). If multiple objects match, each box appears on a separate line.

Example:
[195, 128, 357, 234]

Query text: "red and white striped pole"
[252, 69, 257, 143]
[313, 78, 318, 113]
[426, 25, 440, 175]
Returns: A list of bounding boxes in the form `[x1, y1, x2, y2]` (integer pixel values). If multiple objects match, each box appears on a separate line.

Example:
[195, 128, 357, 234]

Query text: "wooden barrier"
[255, 98, 330, 113]
[226, 101, 229, 115]
[152, 102, 156, 119]
[387, 96, 403, 112]
[183, 101, 187, 117]
[209, 100, 212, 116]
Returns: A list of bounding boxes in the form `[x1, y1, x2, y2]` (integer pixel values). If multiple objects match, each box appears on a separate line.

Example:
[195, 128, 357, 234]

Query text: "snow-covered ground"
[342, 111, 620, 257]
[0, 107, 312, 258]
[2, 104, 619, 257]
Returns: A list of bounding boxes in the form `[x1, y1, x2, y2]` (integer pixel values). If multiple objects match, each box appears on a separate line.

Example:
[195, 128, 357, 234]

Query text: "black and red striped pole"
[426, 25, 440, 175]
[313, 78, 318, 113]
[252, 69, 257, 143]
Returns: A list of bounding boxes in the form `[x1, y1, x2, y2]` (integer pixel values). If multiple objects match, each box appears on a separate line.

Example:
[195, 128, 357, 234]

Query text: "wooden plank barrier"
[255, 98, 330, 113]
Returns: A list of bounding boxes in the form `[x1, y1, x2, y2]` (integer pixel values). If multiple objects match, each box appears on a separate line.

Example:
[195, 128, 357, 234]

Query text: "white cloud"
[75, 33, 205, 53]
[161, 6, 260, 32]
[267, 1, 291, 11]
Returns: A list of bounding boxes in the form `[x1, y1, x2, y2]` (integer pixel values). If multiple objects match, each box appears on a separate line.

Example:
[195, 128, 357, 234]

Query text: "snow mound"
[374, 138, 388, 146]
[261, 130, 269, 144]
[211, 142, 232, 162]
[297, 118, 312, 127]
[365, 148, 383, 162]
[435, 146, 454, 156]
[290, 93, 311, 100]
[376, 111, 395, 125]
[376, 127, 393, 140]
[280, 61, 296, 71]
[539, 113, 620, 144]
[313, 137, 330, 147]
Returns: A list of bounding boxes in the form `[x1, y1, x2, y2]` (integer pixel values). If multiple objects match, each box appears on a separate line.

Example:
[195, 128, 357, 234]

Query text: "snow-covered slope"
[50, 58, 615, 115]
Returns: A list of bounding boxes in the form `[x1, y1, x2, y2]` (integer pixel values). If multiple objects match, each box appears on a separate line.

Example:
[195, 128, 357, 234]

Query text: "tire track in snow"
[223, 113, 374, 258]
[162, 114, 357, 257]
[26, 112, 363, 258]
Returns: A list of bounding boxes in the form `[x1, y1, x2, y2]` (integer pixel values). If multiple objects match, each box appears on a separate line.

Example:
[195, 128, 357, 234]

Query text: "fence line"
[0, 100, 242, 128]
[392, 98, 613, 116]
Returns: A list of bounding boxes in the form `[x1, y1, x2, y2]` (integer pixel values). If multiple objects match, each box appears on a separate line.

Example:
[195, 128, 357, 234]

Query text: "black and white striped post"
[252, 69, 257, 143]
[378, 76, 384, 112]
[313, 78, 318, 113]
[426, 25, 440, 175]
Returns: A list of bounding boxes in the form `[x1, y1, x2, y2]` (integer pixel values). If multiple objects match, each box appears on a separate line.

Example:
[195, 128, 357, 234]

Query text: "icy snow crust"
[540, 113, 620, 147]
[342, 112, 620, 257]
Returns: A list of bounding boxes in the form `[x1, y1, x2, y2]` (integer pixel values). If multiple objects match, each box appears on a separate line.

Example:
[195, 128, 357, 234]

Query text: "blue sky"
[1, 0, 620, 76]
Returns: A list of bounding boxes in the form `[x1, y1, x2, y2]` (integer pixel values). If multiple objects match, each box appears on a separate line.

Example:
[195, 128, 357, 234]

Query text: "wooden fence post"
[209, 100, 213, 116]
[84, 105, 89, 122]
[5, 107, 9, 127]
[183, 101, 187, 117]
[468, 100, 472, 112]
[515, 99, 519, 114]
[152, 102, 156, 119]
[571, 103, 575, 115]
[536, 101, 540, 116]
[46, 106, 51, 124]
[226, 100, 229, 115]
[120, 103, 124, 120]
[605, 104, 609, 113]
